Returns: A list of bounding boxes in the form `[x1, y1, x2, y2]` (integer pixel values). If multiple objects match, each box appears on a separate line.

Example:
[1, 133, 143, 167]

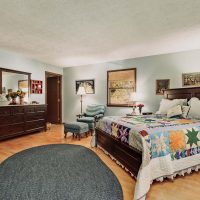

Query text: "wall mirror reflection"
[0, 68, 31, 105]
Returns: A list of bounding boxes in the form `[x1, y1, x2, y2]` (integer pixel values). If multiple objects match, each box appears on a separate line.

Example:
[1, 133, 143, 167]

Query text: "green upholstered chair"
[77, 104, 106, 134]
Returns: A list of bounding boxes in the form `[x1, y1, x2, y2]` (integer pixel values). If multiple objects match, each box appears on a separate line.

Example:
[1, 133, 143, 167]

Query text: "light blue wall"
[63, 49, 200, 122]
[0, 49, 63, 104]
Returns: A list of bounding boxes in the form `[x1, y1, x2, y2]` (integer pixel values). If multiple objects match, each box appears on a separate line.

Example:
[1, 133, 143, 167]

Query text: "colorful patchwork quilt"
[97, 115, 200, 200]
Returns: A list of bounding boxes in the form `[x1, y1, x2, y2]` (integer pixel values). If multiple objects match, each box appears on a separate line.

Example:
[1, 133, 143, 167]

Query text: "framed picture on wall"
[31, 80, 43, 94]
[107, 68, 136, 107]
[182, 72, 200, 87]
[76, 79, 95, 94]
[156, 79, 170, 95]
[18, 80, 28, 90]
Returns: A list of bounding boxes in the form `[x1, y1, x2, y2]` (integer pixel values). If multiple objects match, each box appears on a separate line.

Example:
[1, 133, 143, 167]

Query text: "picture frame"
[107, 68, 136, 107]
[182, 72, 200, 87]
[156, 79, 170, 95]
[76, 79, 95, 94]
[18, 80, 28, 90]
[31, 80, 43, 94]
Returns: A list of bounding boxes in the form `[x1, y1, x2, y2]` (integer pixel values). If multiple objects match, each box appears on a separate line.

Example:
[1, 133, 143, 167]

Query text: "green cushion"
[77, 117, 94, 123]
[85, 104, 105, 117]
[64, 122, 89, 134]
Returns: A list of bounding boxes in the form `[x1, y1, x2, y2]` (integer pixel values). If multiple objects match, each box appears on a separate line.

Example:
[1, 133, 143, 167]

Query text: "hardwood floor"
[0, 124, 200, 200]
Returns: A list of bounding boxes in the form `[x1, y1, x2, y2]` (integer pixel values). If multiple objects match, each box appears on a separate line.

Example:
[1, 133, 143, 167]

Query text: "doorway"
[45, 71, 62, 124]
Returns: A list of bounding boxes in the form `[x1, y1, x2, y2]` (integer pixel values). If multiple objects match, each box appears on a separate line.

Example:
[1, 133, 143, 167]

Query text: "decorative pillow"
[188, 97, 198, 106]
[167, 105, 183, 118]
[156, 99, 187, 114]
[182, 106, 190, 119]
[188, 97, 200, 119]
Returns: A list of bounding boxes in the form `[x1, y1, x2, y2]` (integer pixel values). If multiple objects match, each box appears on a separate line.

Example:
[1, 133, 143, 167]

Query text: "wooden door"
[47, 76, 61, 123]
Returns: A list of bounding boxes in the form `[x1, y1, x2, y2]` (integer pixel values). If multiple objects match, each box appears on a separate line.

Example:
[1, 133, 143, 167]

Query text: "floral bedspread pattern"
[97, 115, 200, 199]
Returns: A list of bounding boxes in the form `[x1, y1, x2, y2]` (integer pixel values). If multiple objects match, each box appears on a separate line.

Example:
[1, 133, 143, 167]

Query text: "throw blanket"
[97, 115, 200, 200]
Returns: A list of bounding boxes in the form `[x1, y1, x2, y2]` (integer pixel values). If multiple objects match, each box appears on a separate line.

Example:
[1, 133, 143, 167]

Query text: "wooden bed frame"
[95, 87, 200, 178]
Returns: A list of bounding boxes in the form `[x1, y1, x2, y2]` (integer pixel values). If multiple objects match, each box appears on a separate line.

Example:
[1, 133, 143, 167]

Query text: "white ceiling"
[0, 0, 200, 67]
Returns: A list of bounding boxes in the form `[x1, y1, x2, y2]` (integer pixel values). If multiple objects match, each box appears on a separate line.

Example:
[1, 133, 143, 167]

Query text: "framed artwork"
[76, 79, 95, 94]
[182, 72, 200, 87]
[18, 80, 28, 89]
[156, 79, 170, 95]
[107, 68, 136, 107]
[31, 80, 43, 94]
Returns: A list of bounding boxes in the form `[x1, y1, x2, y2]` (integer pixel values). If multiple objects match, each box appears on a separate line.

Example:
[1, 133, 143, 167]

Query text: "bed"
[95, 87, 200, 200]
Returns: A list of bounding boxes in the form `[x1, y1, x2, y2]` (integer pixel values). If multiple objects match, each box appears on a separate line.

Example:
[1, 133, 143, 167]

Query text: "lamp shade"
[77, 86, 86, 95]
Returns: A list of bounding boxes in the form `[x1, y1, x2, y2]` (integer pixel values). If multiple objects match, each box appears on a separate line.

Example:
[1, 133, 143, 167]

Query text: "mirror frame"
[0, 68, 31, 96]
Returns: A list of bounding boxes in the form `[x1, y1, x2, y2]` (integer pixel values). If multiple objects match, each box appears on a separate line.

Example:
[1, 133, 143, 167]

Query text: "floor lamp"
[77, 86, 86, 114]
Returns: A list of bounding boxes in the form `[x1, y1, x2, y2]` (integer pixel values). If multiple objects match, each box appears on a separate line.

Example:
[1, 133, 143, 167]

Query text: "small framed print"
[76, 79, 95, 94]
[156, 79, 170, 95]
[18, 80, 28, 89]
[182, 72, 200, 87]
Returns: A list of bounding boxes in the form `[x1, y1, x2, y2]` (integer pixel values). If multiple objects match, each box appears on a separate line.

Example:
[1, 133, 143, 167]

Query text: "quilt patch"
[150, 132, 170, 158]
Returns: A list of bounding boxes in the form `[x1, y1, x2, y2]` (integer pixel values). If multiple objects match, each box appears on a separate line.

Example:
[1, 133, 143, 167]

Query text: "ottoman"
[64, 122, 89, 140]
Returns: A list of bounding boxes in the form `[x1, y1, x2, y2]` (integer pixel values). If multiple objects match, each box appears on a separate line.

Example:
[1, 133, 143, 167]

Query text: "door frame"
[45, 71, 62, 123]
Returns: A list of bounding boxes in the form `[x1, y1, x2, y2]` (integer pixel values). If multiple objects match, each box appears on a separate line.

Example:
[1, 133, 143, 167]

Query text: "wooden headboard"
[164, 87, 200, 100]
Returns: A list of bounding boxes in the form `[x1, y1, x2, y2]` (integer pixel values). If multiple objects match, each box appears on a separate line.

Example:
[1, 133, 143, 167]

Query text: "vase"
[131, 106, 136, 115]
[11, 98, 17, 105]
[139, 107, 142, 115]
[19, 97, 24, 105]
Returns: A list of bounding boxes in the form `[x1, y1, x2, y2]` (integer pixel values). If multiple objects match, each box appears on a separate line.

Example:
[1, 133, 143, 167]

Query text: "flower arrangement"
[17, 90, 26, 98]
[137, 104, 144, 108]
[5, 90, 26, 105]
[137, 104, 144, 114]
[6, 92, 18, 100]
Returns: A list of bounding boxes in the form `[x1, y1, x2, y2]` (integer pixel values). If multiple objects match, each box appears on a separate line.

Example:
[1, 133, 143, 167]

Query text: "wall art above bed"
[182, 72, 200, 87]
[107, 68, 136, 107]
[156, 79, 170, 95]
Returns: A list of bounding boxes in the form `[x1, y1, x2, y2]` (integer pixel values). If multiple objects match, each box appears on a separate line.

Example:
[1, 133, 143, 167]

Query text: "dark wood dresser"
[0, 104, 47, 140]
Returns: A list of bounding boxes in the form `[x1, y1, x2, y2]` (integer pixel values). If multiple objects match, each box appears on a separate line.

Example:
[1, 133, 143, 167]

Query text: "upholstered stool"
[64, 122, 89, 140]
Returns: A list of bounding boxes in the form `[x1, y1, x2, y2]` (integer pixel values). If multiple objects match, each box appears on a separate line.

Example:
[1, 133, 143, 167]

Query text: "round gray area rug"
[0, 144, 123, 200]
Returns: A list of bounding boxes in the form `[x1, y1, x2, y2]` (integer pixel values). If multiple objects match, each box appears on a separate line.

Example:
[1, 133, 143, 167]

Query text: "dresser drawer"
[35, 106, 46, 112]
[26, 120, 45, 131]
[12, 107, 25, 115]
[25, 106, 36, 113]
[0, 114, 25, 125]
[26, 112, 45, 121]
[0, 107, 11, 116]
[0, 124, 25, 137]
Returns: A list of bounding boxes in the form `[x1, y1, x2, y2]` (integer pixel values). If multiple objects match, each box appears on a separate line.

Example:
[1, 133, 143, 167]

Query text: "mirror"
[0, 68, 31, 103]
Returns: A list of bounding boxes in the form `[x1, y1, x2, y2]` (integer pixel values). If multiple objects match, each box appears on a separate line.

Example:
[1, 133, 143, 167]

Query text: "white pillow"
[188, 97, 198, 106]
[156, 99, 187, 114]
[167, 105, 182, 118]
[188, 97, 200, 119]
[182, 106, 190, 119]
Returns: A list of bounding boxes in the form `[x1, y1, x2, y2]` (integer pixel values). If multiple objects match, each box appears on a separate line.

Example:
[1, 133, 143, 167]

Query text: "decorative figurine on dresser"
[0, 67, 47, 140]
